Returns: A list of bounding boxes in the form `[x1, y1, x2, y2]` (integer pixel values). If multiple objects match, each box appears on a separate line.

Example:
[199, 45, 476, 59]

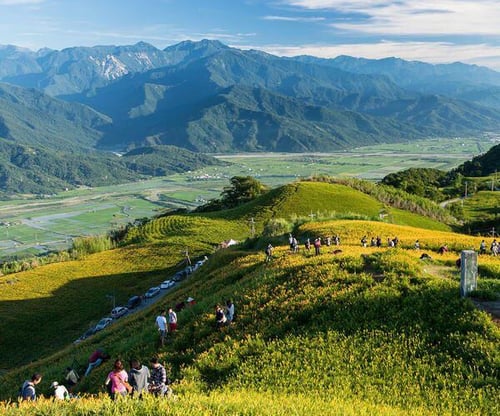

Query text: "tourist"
[491, 239, 498, 256]
[265, 243, 274, 262]
[361, 235, 367, 247]
[129, 358, 150, 398]
[84, 349, 109, 377]
[105, 359, 131, 400]
[51, 381, 69, 400]
[479, 240, 486, 255]
[64, 367, 79, 392]
[438, 244, 448, 255]
[215, 304, 227, 329]
[149, 357, 170, 397]
[314, 237, 321, 255]
[168, 307, 177, 333]
[155, 310, 168, 347]
[225, 299, 235, 323]
[19, 373, 42, 401]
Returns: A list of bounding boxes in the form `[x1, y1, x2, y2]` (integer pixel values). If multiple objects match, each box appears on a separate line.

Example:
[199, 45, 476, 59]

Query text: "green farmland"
[0, 136, 494, 260]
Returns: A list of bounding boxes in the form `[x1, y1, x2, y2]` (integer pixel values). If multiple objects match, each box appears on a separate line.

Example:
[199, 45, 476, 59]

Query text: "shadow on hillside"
[0, 267, 175, 370]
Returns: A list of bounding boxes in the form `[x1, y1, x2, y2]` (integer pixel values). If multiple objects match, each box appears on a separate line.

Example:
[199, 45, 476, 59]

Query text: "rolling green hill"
[201, 181, 451, 232]
[0, 211, 498, 414]
[0, 140, 225, 195]
[454, 143, 500, 177]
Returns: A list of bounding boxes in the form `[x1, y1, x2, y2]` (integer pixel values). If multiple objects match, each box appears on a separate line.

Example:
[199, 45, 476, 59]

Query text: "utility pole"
[309, 211, 315, 221]
[464, 181, 468, 198]
[183, 247, 191, 266]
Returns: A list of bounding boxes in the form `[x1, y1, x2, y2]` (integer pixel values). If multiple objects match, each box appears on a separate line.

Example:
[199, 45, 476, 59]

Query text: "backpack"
[17, 382, 28, 400]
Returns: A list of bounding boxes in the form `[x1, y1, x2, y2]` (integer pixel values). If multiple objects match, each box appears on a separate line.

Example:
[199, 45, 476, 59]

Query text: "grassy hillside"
[0, 178, 498, 415]
[204, 181, 451, 232]
[452, 190, 500, 233]
[0, 216, 243, 370]
[0, 213, 498, 414]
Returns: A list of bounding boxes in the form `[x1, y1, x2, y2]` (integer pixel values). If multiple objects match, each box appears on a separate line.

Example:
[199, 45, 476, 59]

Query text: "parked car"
[160, 280, 175, 290]
[94, 317, 113, 331]
[172, 272, 184, 282]
[145, 286, 161, 298]
[127, 295, 142, 309]
[111, 306, 129, 319]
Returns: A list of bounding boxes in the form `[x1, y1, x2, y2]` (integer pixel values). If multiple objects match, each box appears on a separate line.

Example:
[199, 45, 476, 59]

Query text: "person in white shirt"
[155, 310, 168, 346]
[51, 381, 69, 400]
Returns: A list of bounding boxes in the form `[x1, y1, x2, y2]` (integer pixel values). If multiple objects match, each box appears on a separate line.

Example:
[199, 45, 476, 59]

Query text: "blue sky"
[0, 0, 499, 70]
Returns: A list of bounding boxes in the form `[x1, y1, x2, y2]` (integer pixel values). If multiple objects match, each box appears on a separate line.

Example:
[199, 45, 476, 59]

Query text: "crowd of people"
[277, 234, 500, 261]
[19, 353, 173, 402]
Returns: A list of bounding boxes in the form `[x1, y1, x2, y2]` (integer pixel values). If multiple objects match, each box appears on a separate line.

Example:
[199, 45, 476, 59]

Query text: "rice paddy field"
[0, 136, 492, 260]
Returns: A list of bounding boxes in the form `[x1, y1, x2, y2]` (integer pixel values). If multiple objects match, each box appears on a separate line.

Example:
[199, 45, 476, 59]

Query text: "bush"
[262, 218, 293, 237]
[71, 235, 114, 258]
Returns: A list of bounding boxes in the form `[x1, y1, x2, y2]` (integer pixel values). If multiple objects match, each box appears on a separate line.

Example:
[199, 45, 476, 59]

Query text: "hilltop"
[0, 180, 498, 415]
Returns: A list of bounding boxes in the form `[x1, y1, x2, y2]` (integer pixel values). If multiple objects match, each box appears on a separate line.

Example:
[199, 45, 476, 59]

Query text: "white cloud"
[263, 15, 326, 22]
[245, 41, 500, 70]
[282, 1, 500, 36]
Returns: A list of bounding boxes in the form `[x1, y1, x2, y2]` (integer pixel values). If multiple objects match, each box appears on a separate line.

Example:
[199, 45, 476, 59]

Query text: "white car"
[145, 286, 161, 298]
[94, 317, 113, 331]
[160, 280, 175, 290]
[111, 306, 129, 319]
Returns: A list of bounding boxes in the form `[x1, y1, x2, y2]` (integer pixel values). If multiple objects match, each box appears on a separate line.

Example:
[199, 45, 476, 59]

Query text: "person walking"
[479, 240, 486, 255]
[19, 373, 42, 401]
[149, 357, 170, 397]
[225, 299, 235, 324]
[128, 359, 150, 398]
[105, 359, 131, 400]
[51, 381, 69, 400]
[168, 307, 177, 333]
[265, 244, 273, 262]
[215, 304, 227, 329]
[155, 310, 168, 347]
[314, 237, 321, 255]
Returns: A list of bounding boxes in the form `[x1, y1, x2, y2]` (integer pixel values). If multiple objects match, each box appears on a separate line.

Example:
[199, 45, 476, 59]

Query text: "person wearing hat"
[51, 381, 69, 400]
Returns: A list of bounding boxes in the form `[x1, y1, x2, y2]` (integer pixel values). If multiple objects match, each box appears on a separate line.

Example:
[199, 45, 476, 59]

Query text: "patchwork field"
[0, 136, 488, 260]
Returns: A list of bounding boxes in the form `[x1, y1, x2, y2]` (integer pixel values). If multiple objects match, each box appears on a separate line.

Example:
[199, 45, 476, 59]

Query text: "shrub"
[71, 235, 114, 257]
[262, 218, 293, 237]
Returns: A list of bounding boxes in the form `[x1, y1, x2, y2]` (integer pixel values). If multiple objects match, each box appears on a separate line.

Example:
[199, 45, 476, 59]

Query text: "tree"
[195, 176, 268, 212]
[220, 176, 268, 208]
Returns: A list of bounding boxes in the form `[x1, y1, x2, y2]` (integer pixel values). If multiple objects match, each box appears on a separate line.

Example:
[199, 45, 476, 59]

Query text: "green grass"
[461, 191, 500, 225]
[0, 216, 498, 415]
[203, 181, 451, 232]
[0, 136, 480, 260]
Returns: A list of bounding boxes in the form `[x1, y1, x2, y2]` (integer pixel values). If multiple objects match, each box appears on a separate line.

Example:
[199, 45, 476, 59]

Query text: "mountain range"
[0, 40, 499, 193]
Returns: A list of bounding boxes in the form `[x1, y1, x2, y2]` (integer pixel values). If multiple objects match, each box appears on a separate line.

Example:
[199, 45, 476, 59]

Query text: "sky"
[0, 0, 499, 71]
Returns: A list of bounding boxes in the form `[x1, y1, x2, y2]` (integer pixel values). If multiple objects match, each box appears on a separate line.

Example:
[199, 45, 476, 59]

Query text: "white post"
[460, 250, 478, 298]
